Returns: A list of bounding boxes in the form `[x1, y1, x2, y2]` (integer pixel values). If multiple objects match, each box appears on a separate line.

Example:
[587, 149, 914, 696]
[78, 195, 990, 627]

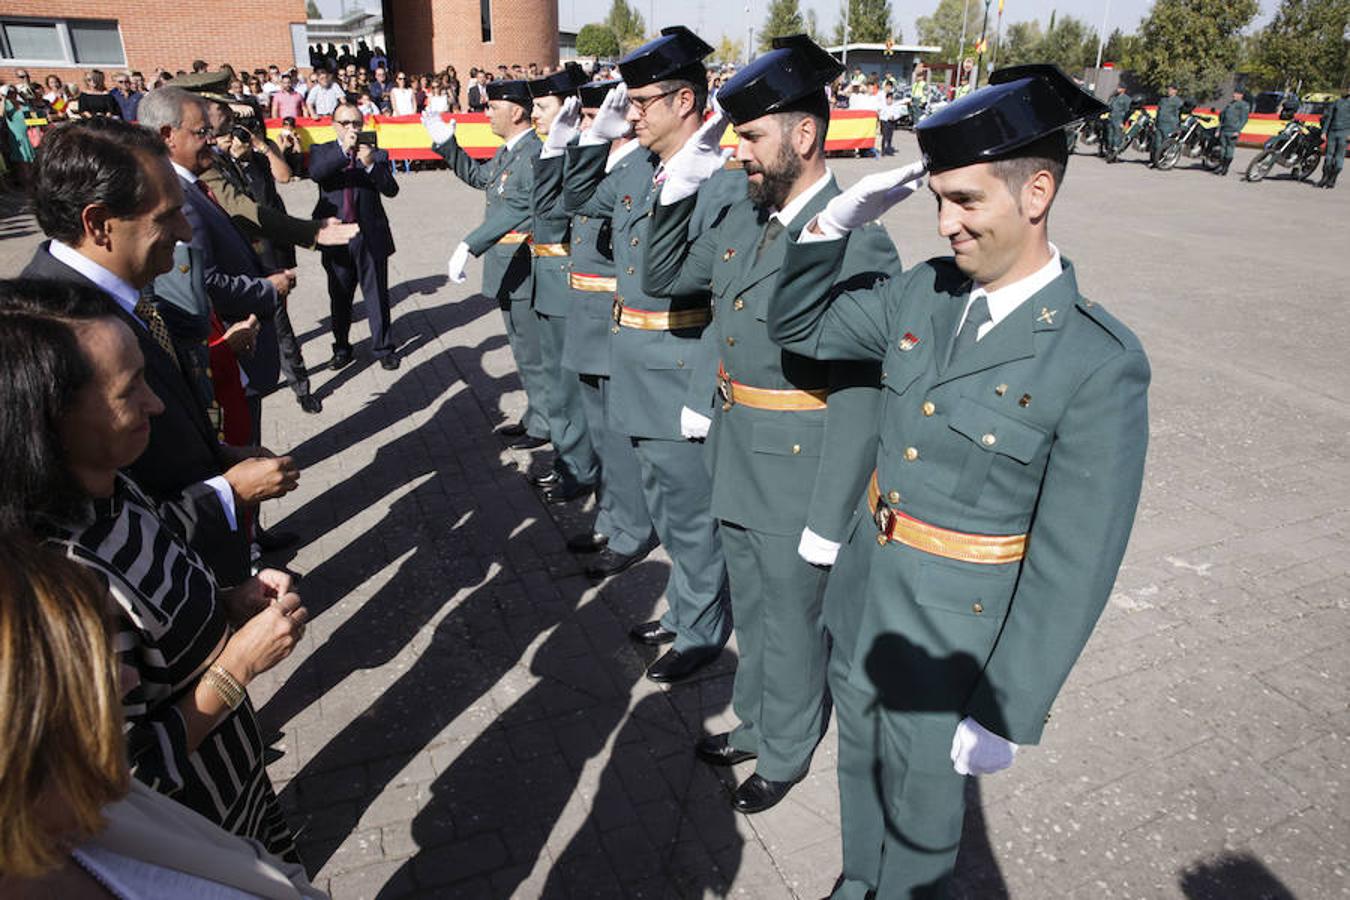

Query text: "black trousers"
[323, 245, 393, 358]
[880, 120, 896, 155]
[273, 303, 311, 397]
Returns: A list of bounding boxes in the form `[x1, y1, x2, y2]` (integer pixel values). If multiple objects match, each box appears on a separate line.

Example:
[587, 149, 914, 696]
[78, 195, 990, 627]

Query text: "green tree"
[1101, 27, 1141, 69]
[1036, 14, 1098, 72]
[715, 34, 746, 65]
[805, 8, 824, 43]
[577, 23, 621, 59]
[915, 0, 988, 61]
[605, 0, 648, 53]
[998, 21, 1044, 67]
[1132, 0, 1260, 97]
[833, 0, 896, 44]
[305, 0, 321, 18]
[1249, 0, 1350, 92]
[761, 0, 806, 51]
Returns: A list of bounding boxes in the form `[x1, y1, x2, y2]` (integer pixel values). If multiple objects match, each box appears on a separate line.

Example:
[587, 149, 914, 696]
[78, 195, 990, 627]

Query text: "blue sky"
[318, 1, 1276, 53]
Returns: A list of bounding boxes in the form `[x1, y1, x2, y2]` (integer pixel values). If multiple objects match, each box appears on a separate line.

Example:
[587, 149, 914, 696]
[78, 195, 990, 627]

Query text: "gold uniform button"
[876, 533, 888, 545]
[995, 384, 1008, 396]
[921, 401, 936, 417]
[626, 266, 635, 275]
[727, 337, 736, 346]
[676, 359, 685, 368]
[981, 433, 997, 446]
[178, 263, 190, 273]
[733, 298, 745, 310]
[886, 490, 900, 504]
[904, 446, 919, 461]
[972, 602, 984, 614]
[630, 237, 640, 246]
[791, 444, 801, 455]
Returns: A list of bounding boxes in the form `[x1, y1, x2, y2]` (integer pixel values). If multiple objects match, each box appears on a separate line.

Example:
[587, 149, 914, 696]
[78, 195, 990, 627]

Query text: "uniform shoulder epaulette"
[1075, 295, 1143, 351]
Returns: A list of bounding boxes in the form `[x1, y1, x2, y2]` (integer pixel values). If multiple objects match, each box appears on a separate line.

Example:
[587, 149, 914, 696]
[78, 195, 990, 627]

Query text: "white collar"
[958, 244, 1063, 340]
[772, 168, 833, 228]
[48, 240, 143, 320]
[170, 159, 198, 184]
[504, 128, 531, 151]
[605, 138, 642, 172]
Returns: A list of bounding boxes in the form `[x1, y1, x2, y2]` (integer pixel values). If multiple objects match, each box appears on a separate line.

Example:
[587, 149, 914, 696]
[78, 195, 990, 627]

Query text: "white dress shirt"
[956, 244, 1063, 343]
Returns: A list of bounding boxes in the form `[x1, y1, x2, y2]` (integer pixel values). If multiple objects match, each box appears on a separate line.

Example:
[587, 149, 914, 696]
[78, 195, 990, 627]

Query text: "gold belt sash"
[569, 272, 617, 292]
[867, 471, 1026, 565]
[717, 364, 827, 411]
[498, 231, 531, 245]
[532, 242, 570, 257]
[612, 301, 711, 331]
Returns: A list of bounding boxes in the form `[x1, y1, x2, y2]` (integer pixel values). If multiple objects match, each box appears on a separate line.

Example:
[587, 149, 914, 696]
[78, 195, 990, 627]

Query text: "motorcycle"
[1105, 108, 1154, 162]
[1157, 114, 1223, 171]
[1244, 119, 1324, 183]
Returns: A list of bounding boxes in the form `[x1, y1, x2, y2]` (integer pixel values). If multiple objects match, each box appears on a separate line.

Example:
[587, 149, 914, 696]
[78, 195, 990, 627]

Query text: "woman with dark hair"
[0, 281, 309, 863]
[0, 538, 327, 897]
[77, 69, 122, 118]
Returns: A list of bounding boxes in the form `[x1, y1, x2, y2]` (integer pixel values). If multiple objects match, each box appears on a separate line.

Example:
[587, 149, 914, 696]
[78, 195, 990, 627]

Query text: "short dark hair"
[0, 279, 117, 533]
[990, 131, 1069, 208]
[31, 118, 167, 245]
[778, 108, 829, 153]
[656, 71, 709, 115]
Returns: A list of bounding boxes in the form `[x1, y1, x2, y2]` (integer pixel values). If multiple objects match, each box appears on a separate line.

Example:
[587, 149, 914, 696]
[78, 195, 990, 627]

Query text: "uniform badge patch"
[622, 195, 633, 210]
[898, 332, 920, 351]
[722, 248, 736, 262]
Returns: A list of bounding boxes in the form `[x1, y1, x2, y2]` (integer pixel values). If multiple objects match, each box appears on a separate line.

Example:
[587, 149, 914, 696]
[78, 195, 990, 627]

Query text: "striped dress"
[43, 474, 299, 862]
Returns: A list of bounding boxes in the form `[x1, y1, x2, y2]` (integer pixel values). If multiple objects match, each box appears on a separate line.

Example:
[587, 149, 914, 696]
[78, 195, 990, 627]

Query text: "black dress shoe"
[628, 619, 677, 646]
[528, 469, 562, 487]
[330, 347, 353, 370]
[508, 435, 550, 450]
[566, 532, 608, 553]
[695, 732, 757, 767]
[542, 481, 594, 505]
[584, 545, 649, 579]
[645, 646, 720, 683]
[298, 394, 322, 414]
[379, 354, 401, 370]
[496, 421, 528, 437]
[254, 528, 300, 553]
[732, 773, 797, 814]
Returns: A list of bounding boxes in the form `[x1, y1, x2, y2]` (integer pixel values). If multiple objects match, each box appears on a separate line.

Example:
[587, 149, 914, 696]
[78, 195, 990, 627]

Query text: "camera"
[357, 130, 378, 147]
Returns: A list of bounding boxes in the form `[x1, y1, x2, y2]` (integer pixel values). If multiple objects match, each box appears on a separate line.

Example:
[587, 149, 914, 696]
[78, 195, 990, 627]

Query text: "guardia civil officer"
[526, 62, 599, 502]
[1106, 84, 1131, 162]
[768, 65, 1150, 896]
[548, 80, 657, 578]
[563, 27, 745, 682]
[1216, 88, 1251, 177]
[1150, 84, 1182, 168]
[643, 35, 901, 813]
[423, 81, 550, 449]
[1316, 86, 1350, 189]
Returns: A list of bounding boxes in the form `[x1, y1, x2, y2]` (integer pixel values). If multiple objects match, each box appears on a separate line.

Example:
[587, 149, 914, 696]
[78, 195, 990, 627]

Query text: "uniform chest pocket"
[946, 396, 1049, 506]
[751, 419, 824, 458]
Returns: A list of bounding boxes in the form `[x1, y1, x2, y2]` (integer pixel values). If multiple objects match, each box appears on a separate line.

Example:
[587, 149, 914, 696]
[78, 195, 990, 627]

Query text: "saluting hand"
[582, 83, 631, 145]
[814, 160, 926, 236]
[542, 96, 581, 159]
[660, 96, 733, 205]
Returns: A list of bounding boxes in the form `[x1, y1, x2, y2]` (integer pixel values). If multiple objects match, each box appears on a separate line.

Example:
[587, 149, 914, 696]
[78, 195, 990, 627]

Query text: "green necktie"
[948, 294, 992, 367]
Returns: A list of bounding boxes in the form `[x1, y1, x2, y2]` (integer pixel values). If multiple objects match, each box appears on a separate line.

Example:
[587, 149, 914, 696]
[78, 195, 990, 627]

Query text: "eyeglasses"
[333, 118, 362, 126]
[186, 125, 213, 138]
[628, 87, 681, 116]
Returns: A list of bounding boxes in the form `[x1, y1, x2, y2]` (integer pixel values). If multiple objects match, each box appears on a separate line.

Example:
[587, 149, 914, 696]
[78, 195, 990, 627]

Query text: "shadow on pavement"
[1179, 852, 1296, 899]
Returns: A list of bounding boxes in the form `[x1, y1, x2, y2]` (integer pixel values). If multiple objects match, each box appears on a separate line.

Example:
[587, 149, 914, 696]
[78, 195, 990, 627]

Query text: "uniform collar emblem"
[1037, 307, 1057, 325]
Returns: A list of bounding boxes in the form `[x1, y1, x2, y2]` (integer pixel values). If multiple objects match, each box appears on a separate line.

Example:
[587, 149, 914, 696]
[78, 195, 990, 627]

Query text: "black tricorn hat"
[717, 34, 844, 126]
[528, 62, 588, 99]
[916, 64, 1107, 173]
[579, 79, 621, 108]
[485, 78, 533, 109]
[618, 26, 714, 89]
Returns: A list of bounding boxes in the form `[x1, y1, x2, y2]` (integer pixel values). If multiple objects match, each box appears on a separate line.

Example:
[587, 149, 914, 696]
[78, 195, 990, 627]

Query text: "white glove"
[660, 99, 733, 204]
[680, 406, 712, 440]
[447, 241, 471, 284]
[950, 716, 1018, 776]
[797, 527, 842, 567]
[542, 96, 581, 159]
[581, 83, 630, 145]
[815, 161, 927, 237]
[422, 110, 455, 147]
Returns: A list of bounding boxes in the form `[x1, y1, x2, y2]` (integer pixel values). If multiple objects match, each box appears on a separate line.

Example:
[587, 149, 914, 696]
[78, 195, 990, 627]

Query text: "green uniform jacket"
[199, 163, 321, 250]
[560, 145, 644, 377]
[1155, 95, 1183, 134]
[531, 152, 573, 317]
[644, 175, 900, 541]
[1323, 96, 1350, 138]
[1108, 93, 1132, 123]
[769, 240, 1150, 744]
[1219, 99, 1250, 135]
[563, 141, 746, 439]
[435, 130, 541, 303]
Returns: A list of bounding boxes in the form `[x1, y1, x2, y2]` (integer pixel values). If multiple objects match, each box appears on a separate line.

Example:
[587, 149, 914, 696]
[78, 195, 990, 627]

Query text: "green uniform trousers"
[1219, 130, 1240, 164]
[1108, 119, 1126, 154]
[537, 311, 597, 489]
[578, 373, 653, 557]
[1325, 133, 1347, 175]
[826, 515, 967, 900]
[722, 523, 830, 782]
[501, 298, 549, 440]
[631, 437, 731, 653]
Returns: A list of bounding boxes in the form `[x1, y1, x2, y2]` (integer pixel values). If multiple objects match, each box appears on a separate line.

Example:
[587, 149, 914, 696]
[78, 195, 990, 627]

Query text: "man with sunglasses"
[562, 27, 744, 683]
[109, 71, 142, 121]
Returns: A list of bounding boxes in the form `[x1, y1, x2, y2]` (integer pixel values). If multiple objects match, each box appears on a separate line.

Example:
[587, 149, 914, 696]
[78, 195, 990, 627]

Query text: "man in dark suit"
[18, 116, 299, 585]
[308, 102, 401, 370]
[467, 70, 490, 112]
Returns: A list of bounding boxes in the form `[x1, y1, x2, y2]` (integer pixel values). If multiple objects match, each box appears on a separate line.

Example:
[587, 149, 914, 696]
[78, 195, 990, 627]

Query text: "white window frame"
[0, 16, 126, 67]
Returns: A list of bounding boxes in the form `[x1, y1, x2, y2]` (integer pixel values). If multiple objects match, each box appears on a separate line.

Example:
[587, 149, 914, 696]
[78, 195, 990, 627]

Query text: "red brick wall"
[0, 0, 307, 84]
[390, 0, 557, 77]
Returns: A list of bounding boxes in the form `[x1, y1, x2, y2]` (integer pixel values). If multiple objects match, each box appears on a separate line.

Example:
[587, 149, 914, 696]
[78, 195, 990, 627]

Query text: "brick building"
[1, 0, 558, 86]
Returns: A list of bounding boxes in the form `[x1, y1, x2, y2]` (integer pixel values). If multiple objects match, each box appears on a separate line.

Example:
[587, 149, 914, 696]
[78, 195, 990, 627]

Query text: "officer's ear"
[1021, 167, 1058, 222]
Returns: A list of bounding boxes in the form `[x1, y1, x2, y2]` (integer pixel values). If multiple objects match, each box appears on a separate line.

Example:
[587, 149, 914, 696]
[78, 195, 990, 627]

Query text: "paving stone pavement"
[2, 132, 1347, 899]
